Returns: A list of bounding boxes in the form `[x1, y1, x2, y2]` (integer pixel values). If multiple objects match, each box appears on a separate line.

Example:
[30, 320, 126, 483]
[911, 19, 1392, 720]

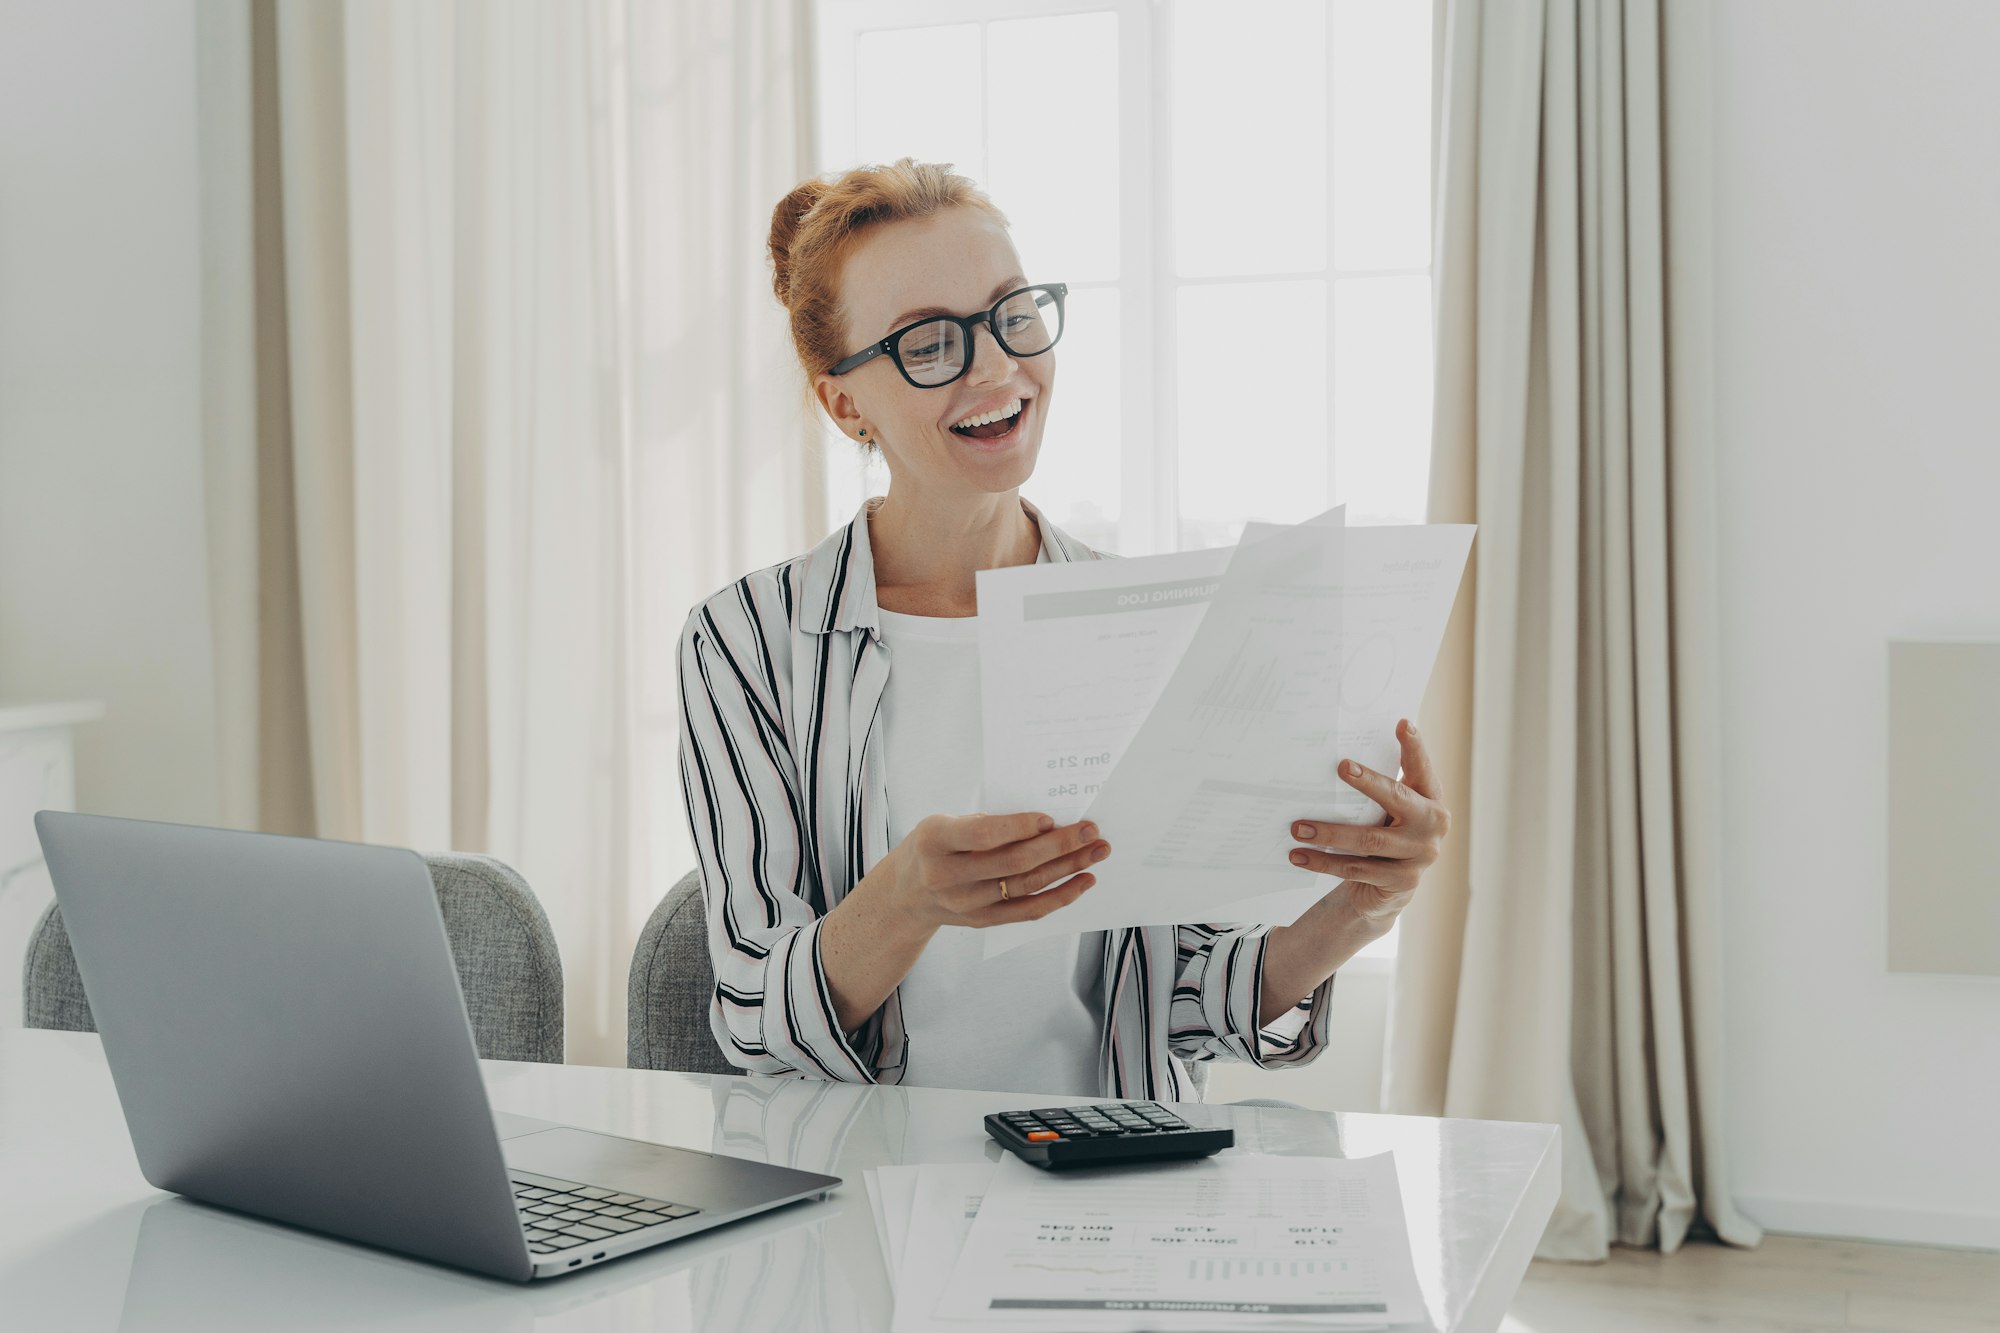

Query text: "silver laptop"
[34, 811, 840, 1282]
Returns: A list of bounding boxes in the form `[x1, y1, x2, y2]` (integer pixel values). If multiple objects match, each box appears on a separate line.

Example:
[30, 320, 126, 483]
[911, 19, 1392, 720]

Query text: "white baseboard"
[1738, 1193, 2000, 1252]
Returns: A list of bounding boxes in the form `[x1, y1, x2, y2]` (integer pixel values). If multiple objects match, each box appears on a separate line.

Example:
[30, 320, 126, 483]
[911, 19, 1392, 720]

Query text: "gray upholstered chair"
[22, 850, 565, 1064]
[627, 868, 734, 1074]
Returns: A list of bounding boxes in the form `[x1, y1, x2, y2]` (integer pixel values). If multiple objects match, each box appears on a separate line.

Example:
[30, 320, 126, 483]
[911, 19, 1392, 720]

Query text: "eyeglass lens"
[895, 288, 1062, 387]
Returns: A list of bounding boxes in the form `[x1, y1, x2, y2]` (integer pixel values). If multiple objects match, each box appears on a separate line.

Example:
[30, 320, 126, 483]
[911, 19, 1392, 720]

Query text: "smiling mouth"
[949, 398, 1027, 443]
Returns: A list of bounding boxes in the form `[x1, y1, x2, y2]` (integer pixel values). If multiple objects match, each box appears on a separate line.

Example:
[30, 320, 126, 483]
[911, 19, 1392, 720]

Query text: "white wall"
[0, 0, 221, 829]
[1711, 0, 2000, 1249]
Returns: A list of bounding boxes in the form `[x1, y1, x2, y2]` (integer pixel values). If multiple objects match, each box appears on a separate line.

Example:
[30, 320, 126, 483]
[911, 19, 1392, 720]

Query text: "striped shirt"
[676, 496, 1336, 1099]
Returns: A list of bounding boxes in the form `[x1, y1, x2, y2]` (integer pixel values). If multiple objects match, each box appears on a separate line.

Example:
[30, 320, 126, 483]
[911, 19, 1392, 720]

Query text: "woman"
[678, 159, 1450, 1099]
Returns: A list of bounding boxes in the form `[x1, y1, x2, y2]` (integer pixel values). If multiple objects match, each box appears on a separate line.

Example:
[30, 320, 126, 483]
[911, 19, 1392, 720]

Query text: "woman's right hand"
[889, 812, 1111, 930]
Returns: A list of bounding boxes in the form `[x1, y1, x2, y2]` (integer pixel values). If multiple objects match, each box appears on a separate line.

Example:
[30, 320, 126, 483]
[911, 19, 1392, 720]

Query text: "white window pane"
[1026, 286, 1121, 551]
[1176, 280, 1328, 548]
[1332, 0, 1431, 271]
[854, 25, 983, 179]
[987, 12, 1120, 284]
[1172, 0, 1326, 278]
[1332, 275, 1432, 525]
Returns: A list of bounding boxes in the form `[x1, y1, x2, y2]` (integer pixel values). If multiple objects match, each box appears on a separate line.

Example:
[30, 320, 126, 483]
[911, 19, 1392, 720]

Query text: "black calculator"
[984, 1101, 1235, 1170]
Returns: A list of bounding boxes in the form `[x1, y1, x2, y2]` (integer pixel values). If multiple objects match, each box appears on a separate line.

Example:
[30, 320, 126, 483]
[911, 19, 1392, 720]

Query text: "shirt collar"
[797, 495, 1093, 637]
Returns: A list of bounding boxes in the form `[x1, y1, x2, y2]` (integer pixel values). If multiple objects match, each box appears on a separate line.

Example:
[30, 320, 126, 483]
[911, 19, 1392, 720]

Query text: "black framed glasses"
[828, 282, 1067, 388]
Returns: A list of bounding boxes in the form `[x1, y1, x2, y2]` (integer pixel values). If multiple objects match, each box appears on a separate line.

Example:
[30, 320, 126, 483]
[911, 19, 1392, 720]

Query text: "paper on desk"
[933, 1151, 1423, 1331]
[875, 1164, 922, 1281]
[982, 515, 1471, 957]
[866, 1170, 888, 1258]
[886, 1162, 998, 1333]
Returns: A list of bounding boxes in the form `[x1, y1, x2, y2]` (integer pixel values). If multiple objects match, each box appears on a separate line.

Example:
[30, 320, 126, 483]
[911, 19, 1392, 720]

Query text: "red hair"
[768, 158, 1008, 416]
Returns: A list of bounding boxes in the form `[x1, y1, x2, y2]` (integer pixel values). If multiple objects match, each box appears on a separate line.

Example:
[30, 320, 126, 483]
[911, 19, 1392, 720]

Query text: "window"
[816, 0, 1433, 961]
[816, 0, 1432, 548]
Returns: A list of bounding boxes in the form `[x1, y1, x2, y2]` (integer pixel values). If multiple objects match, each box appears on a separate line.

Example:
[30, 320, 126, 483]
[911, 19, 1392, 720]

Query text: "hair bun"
[768, 178, 830, 308]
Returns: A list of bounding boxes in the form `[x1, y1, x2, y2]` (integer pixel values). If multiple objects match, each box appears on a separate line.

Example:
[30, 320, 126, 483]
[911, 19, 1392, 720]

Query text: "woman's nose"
[964, 322, 1018, 385]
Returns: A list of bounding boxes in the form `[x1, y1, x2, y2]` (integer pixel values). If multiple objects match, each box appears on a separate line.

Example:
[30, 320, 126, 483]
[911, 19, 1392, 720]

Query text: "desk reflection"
[704, 1075, 906, 1330]
[113, 1189, 845, 1332]
[710, 1073, 908, 1173]
[117, 1199, 524, 1333]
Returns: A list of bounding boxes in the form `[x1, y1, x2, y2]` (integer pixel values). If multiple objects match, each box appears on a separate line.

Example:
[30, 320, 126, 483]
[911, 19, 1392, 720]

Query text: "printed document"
[979, 511, 1471, 956]
[866, 1163, 928, 1292]
[977, 544, 1234, 827]
[977, 512, 1342, 951]
[1199, 519, 1474, 929]
[926, 1151, 1424, 1331]
[882, 1162, 1002, 1333]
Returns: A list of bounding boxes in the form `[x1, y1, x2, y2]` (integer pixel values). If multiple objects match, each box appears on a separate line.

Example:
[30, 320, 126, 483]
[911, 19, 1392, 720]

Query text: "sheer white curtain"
[200, 0, 819, 1065]
[624, 0, 826, 938]
[1386, 0, 1761, 1259]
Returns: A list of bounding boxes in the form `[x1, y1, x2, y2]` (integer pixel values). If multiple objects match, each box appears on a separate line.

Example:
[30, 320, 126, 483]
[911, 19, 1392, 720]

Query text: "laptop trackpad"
[501, 1126, 837, 1213]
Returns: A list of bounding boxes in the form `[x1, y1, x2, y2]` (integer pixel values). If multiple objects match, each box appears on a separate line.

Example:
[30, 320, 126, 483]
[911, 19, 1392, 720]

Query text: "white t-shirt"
[875, 597, 1104, 1097]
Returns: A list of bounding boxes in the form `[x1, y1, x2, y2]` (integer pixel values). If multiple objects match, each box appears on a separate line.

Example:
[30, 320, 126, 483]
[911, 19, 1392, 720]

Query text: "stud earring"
[858, 428, 868, 438]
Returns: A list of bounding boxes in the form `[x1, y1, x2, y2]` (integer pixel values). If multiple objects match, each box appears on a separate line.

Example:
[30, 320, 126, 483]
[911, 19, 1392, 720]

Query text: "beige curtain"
[197, 0, 821, 1065]
[1386, 0, 1762, 1260]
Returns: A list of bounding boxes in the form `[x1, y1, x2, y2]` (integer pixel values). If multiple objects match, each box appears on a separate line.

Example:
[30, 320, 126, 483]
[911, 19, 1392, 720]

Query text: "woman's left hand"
[1286, 719, 1450, 930]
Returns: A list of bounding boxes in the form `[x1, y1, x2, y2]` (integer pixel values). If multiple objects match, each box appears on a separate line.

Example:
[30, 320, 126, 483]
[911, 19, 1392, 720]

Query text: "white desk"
[0, 1030, 1558, 1331]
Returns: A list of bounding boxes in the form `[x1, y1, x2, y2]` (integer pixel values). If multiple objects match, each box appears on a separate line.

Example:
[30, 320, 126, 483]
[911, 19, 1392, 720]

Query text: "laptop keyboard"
[512, 1179, 702, 1255]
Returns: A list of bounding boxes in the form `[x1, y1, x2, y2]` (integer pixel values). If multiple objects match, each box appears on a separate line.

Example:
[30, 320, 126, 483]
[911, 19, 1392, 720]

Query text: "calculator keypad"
[1002, 1103, 1191, 1139]
[986, 1101, 1233, 1170]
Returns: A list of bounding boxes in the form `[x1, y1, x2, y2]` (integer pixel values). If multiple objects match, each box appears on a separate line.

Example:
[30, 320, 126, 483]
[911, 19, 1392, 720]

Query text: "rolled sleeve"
[755, 915, 881, 1081]
[1169, 924, 1335, 1068]
[679, 604, 878, 1083]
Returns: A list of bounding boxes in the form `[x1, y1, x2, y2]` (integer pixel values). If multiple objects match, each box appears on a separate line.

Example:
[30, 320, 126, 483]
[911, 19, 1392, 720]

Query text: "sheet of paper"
[983, 511, 1346, 954]
[983, 517, 1472, 957]
[933, 1152, 1424, 1331]
[874, 1163, 923, 1283]
[1321, 523, 1476, 816]
[1209, 521, 1475, 928]
[978, 545, 1231, 825]
[886, 1162, 998, 1333]
[865, 1169, 891, 1274]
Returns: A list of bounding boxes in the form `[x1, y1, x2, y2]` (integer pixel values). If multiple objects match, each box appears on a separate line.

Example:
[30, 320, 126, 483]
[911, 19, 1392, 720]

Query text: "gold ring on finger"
[999, 879, 1010, 901]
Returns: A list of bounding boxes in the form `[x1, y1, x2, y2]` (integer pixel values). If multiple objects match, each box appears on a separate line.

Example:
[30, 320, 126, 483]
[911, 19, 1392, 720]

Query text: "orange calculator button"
[1026, 1130, 1061, 1141]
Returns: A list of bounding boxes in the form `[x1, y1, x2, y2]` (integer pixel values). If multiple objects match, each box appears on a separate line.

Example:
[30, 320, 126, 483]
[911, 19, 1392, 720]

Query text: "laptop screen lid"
[34, 811, 534, 1281]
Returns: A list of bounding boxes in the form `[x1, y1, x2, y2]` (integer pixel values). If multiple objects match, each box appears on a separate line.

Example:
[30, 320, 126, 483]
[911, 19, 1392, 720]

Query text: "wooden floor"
[1502, 1235, 2000, 1333]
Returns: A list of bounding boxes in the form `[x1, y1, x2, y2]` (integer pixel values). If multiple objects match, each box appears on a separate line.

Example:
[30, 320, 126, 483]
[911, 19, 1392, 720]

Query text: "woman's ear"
[815, 375, 868, 445]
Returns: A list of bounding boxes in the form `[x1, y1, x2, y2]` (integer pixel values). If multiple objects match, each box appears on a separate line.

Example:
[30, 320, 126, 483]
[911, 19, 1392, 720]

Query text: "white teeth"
[951, 398, 1023, 430]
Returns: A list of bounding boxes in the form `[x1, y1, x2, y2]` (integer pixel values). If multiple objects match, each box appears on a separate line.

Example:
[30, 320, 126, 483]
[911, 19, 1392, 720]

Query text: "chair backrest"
[626, 868, 734, 1074]
[22, 849, 565, 1065]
